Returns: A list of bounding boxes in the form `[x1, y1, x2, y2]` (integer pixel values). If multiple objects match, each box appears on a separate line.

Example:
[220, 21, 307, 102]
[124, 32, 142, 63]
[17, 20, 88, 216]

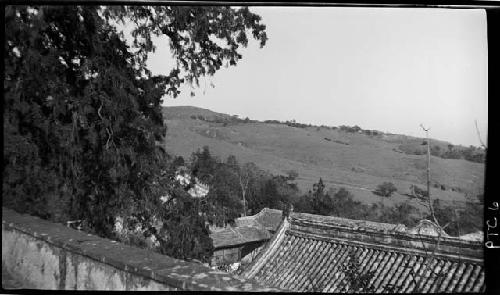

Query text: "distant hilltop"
[161, 105, 485, 201]
[162, 106, 485, 158]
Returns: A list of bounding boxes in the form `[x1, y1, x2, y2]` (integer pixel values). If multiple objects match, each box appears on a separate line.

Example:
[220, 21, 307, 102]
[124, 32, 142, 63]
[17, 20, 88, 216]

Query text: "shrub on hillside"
[427, 199, 483, 236]
[264, 119, 281, 124]
[377, 203, 420, 227]
[339, 125, 362, 133]
[409, 185, 428, 199]
[373, 182, 397, 197]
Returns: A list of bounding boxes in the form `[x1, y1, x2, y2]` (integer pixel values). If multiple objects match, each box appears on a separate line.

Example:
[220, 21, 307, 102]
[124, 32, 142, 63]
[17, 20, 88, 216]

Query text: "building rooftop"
[242, 212, 484, 293]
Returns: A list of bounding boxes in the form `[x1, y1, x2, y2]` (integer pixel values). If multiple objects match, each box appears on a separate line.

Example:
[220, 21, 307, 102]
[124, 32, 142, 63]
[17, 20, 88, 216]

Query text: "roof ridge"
[290, 215, 482, 244]
[287, 228, 483, 265]
[242, 217, 289, 280]
[291, 212, 403, 227]
[289, 213, 482, 242]
[232, 226, 249, 243]
[255, 207, 268, 218]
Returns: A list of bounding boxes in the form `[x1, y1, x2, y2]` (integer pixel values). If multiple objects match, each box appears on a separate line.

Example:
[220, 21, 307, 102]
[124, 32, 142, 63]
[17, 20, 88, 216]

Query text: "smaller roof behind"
[211, 226, 271, 249]
[235, 208, 283, 232]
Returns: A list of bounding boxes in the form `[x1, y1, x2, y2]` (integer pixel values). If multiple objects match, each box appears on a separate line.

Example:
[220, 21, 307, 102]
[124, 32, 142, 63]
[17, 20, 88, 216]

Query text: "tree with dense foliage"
[329, 188, 362, 219]
[4, 5, 267, 263]
[190, 146, 217, 183]
[310, 178, 335, 215]
[239, 162, 269, 214]
[377, 203, 420, 227]
[172, 155, 186, 169]
[293, 179, 335, 216]
[258, 177, 290, 211]
[190, 149, 243, 227]
[188, 147, 297, 225]
[205, 161, 243, 227]
[156, 180, 214, 262]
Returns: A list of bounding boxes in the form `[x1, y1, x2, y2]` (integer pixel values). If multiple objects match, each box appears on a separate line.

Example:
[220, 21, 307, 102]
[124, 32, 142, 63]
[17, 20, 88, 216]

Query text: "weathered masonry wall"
[2, 208, 280, 291]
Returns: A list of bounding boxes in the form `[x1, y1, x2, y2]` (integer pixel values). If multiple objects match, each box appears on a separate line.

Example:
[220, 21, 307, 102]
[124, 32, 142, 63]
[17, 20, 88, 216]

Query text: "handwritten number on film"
[486, 202, 499, 248]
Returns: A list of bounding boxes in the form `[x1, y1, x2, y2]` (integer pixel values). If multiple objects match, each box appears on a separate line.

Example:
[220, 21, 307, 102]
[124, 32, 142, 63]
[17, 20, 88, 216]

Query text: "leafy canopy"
[4, 5, 267, 263]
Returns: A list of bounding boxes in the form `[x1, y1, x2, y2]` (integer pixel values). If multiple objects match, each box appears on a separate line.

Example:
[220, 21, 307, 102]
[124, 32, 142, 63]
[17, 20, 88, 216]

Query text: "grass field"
[162, 106, 485, 209]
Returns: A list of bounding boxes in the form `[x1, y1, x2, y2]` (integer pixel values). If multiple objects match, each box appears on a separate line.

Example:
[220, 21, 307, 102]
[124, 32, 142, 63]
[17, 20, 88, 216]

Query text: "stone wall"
[2, 208, 281, 291]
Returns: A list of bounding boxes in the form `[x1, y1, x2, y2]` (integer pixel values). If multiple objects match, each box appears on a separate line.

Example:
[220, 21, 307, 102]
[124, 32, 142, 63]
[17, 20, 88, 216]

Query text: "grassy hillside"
[162, 106, 484, 209]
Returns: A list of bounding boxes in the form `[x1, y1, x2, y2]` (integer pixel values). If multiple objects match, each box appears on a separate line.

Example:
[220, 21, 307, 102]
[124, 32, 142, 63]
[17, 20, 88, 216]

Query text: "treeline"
[399, 143, 485, 163]
[274, 117, 486, 164]
[182, 150, 482, 237]
[193, 112, 486, 164]
[292, 179, 481, 236]
[178, 146, 297, 227]
[190, 114, 257, 126]
[434, 144, 485, 163]
[292, 178, 422, 228]
[191, 113, 384, 138]
[264, 119, 383, 137]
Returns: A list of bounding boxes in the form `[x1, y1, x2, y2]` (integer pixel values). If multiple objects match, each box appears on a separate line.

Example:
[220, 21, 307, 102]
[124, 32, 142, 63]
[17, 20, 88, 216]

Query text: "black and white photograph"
[2, 1, 495, 292]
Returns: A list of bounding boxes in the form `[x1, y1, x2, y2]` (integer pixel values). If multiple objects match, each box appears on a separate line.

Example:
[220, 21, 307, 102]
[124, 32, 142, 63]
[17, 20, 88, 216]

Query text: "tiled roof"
[242, 212, 484, 293]
[211, 226, 271, 249]
[235, 208, 283, 232]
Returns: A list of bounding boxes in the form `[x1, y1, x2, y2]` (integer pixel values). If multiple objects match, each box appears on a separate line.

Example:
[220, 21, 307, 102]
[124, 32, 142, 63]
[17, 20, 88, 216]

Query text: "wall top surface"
[2, 207, 282, 292]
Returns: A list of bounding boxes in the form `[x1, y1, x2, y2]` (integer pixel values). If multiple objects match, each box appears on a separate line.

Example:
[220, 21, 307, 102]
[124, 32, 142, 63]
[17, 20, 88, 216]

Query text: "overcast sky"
[146, 7, 488, 147]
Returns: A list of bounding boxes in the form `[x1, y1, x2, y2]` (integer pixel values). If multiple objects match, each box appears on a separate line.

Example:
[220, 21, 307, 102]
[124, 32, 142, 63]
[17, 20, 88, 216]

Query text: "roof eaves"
[287, 228, 483, 265]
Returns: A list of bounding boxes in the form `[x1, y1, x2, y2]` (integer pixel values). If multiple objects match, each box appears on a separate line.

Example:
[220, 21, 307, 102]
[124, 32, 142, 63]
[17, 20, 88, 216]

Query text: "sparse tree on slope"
[373, 182, 397, 198]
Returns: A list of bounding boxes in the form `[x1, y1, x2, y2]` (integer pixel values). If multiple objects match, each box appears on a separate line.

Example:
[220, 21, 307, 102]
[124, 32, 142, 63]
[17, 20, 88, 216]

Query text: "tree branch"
[474, 120, 487, 150]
